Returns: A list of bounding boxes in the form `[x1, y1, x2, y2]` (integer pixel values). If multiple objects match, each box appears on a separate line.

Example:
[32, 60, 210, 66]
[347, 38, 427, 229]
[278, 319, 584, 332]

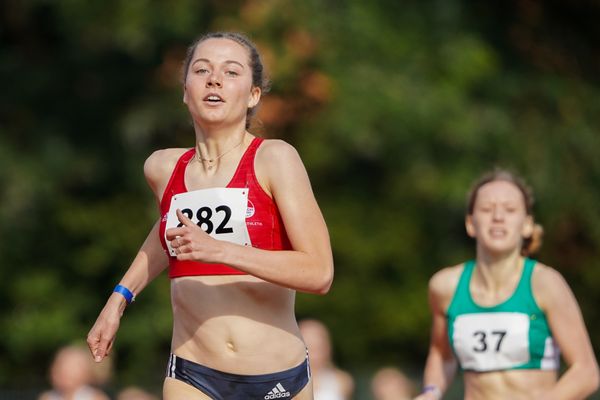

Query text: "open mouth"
[204, 94, 224, 103]
[489, 228, 507, 238]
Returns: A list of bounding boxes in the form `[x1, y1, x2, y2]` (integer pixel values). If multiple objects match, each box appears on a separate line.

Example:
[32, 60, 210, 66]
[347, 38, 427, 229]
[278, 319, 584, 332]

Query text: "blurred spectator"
[370, 366, 415, 400]
[299, 318, 354, 400]
[116, 386, 159, 400]
[90, 352, 113, 390]
[38, 344, 110, 400]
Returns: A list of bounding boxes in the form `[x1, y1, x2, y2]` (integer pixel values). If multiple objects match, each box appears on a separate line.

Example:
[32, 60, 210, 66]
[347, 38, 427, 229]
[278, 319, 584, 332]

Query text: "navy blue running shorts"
[165, 352, 311, 400]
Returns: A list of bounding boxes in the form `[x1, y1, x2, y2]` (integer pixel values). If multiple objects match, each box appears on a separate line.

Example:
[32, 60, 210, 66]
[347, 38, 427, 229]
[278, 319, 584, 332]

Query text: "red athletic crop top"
[159, 137, 292, 278]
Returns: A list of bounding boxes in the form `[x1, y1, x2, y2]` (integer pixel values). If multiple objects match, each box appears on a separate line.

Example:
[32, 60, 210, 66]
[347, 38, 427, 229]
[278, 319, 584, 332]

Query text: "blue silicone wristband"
[422, 385, 441, 400]
[113, 284, 135, 305]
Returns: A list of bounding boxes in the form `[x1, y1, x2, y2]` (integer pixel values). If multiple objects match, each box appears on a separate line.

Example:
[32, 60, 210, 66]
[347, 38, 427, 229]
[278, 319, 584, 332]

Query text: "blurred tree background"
[1, 0, 599, 398]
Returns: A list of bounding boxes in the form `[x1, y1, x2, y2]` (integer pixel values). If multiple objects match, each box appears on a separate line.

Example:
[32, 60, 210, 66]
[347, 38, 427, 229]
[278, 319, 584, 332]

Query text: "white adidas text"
[264, 383, 291, 399]
[264, 393, 290, 399]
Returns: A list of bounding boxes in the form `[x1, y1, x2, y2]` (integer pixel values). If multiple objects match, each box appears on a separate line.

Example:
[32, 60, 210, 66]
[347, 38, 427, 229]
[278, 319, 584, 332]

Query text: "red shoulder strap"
[228, 137, 263, 187]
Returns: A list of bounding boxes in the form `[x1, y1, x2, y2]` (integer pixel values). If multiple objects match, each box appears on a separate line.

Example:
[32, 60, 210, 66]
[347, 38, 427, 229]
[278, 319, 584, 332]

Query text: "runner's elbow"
[312, 260, 334, 295]
[576, 360, 600, 396]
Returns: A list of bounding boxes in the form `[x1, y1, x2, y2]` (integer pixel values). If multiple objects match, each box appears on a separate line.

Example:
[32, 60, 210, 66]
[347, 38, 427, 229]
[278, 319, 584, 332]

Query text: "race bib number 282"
[164, 188, 252, 256]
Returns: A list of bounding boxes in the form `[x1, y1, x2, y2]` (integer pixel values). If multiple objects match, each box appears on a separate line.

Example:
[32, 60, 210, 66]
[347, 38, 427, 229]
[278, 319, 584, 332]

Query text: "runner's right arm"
[87, 220, 169, 362]
[415, 270, 458, 400]
[87, 151, 174, 362]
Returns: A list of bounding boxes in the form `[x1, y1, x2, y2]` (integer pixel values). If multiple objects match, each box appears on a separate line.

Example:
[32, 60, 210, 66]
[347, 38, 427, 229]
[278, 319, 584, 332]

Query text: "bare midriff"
[169, 275, 306, 374]
[464, 369, 557, 400]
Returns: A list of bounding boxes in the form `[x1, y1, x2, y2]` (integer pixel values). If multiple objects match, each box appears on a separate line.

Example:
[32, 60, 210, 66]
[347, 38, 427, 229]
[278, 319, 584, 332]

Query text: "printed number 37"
[472, 330, 507, 352]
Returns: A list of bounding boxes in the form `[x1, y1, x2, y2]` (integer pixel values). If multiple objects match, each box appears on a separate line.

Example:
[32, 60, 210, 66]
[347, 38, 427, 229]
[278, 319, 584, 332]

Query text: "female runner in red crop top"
[87, 32, 333, 399]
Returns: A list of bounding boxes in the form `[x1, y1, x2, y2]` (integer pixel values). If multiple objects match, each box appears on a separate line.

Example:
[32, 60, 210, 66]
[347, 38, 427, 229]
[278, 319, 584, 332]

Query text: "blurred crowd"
[300, 319, 416, 400]
[37, 344, 158, 400]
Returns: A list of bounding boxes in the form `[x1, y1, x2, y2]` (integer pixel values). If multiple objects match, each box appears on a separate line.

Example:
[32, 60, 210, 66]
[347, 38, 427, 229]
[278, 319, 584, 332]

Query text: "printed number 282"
[177, 206, 233, 234]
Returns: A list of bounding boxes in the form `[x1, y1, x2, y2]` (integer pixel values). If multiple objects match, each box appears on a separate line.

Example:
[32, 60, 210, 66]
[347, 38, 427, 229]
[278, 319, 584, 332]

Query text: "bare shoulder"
[254, 139, 308, 196]
[143, 148, 188, 190]
[531, 261, 573, 309]
[144, 148, 188, 176]
[255, 138, 301, 165]
[430, 264, 463, 296]
[429, 263, 464, 310]
[531, 262, 569, 291]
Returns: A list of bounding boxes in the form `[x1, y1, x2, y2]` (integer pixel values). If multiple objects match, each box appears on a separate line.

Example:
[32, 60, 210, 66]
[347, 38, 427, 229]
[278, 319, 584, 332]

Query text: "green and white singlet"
[447, 258, 560, 372]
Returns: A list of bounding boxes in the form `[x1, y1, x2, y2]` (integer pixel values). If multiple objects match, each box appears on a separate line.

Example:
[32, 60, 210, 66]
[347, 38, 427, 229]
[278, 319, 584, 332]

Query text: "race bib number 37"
[452, 312, 530, 371]
[165, 188, 252, 256]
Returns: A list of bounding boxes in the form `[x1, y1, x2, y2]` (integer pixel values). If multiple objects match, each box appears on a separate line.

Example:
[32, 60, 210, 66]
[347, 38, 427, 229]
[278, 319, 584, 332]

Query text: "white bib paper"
[453, 312, 530, 371]
[164, 188, 251, 256]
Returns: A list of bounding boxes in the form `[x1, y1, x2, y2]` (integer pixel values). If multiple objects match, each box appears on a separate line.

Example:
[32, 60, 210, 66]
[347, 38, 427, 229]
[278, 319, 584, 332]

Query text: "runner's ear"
[465, 215, 476, 238]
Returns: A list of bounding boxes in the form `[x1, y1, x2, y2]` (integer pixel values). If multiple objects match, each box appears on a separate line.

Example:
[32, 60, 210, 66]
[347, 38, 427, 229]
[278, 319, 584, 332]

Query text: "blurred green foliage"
[1, 0, 599, 396]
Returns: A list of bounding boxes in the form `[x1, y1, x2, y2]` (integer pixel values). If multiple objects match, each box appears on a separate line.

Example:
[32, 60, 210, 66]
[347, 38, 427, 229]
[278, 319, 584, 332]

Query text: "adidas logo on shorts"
[264, 382, 291, 399]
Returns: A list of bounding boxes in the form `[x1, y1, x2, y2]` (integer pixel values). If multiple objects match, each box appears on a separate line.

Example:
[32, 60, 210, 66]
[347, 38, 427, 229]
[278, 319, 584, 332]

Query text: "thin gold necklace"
[195, 136, 245, 169]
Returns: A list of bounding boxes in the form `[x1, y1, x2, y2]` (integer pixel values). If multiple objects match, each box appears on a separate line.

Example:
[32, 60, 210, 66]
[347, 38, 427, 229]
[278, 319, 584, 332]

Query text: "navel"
[226, 341, 236, 352]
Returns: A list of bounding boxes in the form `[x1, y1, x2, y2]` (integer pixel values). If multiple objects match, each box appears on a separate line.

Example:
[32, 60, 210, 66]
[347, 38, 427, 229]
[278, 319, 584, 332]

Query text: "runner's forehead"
[476, 181, 524, 203]
[192, 38, 251, 66]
